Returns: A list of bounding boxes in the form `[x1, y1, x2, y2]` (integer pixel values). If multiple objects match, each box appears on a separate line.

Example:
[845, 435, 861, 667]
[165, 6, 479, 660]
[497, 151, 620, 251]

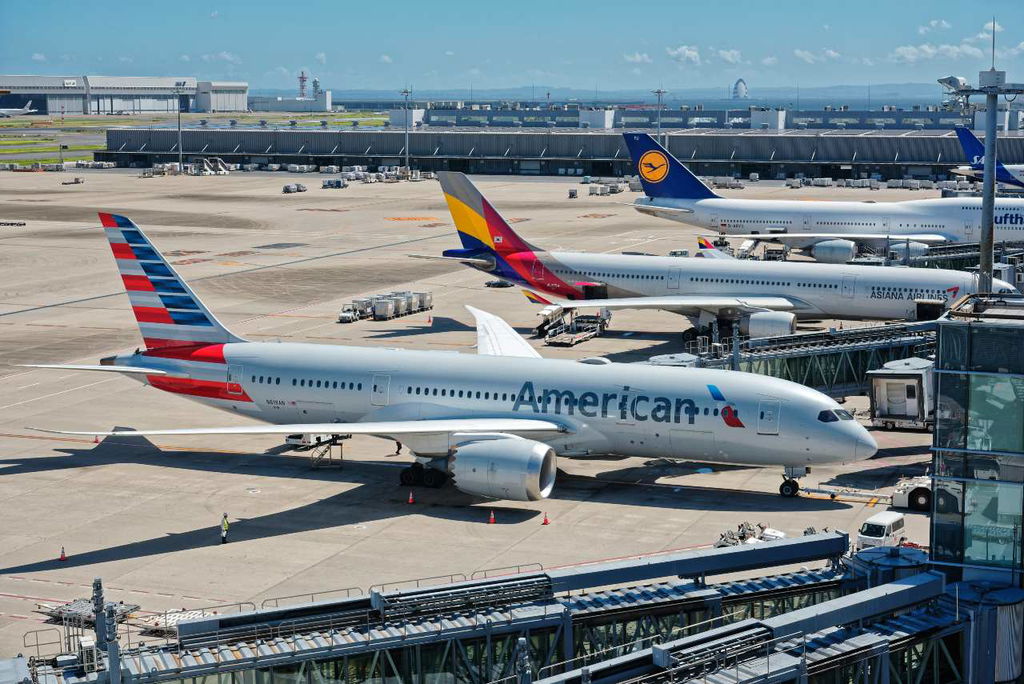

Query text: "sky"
[1, 0, 1021, 93]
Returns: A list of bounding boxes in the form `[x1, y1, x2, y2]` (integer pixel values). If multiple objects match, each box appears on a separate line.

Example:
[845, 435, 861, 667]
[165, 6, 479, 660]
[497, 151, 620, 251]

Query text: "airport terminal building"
[0, 75, 248, 114]
[97, 127, 1024, 180]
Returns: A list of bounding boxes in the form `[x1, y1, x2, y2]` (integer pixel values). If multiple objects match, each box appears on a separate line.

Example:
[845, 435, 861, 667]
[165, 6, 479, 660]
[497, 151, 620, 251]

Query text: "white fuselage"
[112, 342, 873, 468]
[637, 196, 1024, 246]
[543, 251, 997, 320]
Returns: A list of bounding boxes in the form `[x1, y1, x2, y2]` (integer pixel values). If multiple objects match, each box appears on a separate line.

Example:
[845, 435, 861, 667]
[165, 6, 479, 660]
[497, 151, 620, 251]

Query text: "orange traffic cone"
[427, 315, 433, 325]
[407, 491, 415, 504]
[488, 510, 496, 524]
[541, 512, 550, 526]
[59, 546, 67, 562]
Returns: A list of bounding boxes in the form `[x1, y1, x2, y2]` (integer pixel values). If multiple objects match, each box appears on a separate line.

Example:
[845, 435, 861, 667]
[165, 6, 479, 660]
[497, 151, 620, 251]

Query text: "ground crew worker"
[220, 513, 230, 544]
[394, 440, 402, 455]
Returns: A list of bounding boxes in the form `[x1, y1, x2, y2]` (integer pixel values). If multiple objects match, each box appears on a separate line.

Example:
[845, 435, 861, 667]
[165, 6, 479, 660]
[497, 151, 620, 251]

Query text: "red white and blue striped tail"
[99, 212, 244, 350]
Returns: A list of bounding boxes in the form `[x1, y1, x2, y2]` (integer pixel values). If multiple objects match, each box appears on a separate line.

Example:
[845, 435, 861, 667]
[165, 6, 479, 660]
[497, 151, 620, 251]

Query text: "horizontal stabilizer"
[19, 364, 170, 376]
[630, 202, 694, 215]
[30, 417, 568, 438]
[408, 253, 494, 267]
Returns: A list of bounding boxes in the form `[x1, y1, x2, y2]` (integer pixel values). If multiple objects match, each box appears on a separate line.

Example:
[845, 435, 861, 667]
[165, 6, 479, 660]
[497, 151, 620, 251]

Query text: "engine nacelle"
[810, 239, 857, 264]
[888, 241, 930, 260]
[739, 311, 797, 339]
[450, 436, 557, 501]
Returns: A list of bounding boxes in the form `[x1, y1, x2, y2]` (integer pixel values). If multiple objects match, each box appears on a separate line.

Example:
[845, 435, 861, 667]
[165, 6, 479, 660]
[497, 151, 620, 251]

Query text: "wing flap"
[466, 305, 541, 359]
[30, 417, 567, 438]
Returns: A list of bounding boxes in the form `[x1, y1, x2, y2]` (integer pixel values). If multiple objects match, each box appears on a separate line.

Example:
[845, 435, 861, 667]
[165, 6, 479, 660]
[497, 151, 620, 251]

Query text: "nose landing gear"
[779, 465, 810, 498]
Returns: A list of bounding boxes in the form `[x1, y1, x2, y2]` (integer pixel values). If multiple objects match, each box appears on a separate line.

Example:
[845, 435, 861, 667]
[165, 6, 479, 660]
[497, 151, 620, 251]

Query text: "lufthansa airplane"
[26, 213, 875, 499]
[952, 127, 1024, 190]
[416, 172, 1012, 339]
[624, 133, 1024, 263]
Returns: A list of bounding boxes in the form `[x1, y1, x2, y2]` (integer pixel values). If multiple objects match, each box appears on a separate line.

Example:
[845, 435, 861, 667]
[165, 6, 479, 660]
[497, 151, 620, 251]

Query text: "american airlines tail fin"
[955, 127, 985, 166]
[99, 212, 244, 350]
[436, 171, 543, 257]
[622, 132, 720, 201]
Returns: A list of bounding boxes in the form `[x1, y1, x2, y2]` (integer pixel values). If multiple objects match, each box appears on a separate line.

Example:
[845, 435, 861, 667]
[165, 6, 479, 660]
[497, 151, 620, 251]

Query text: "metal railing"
[260, 587, 362, 609]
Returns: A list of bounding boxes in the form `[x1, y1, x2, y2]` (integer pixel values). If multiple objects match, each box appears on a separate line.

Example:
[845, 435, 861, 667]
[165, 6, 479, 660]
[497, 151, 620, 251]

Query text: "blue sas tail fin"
[622, 132, 720, 200]
[955, 127, 986, 167]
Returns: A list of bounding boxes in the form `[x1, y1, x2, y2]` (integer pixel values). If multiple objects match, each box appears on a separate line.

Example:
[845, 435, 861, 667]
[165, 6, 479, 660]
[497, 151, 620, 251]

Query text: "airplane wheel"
[422, 468, 447, 488]
[399, 466, 423, 487]
[779, 479, 800, 498]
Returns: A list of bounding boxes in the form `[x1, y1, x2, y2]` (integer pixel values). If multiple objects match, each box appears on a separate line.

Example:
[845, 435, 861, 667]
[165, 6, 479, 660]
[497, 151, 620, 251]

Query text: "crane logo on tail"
[638, 150, 669, 183]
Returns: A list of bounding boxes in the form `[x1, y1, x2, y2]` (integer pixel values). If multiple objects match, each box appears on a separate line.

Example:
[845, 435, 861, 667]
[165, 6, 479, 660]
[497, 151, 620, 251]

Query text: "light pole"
[652, 88, 667, 146]
[174, 80, 187, 171]
[400, 88, 411, 173]
[953, 70, 1024, 292]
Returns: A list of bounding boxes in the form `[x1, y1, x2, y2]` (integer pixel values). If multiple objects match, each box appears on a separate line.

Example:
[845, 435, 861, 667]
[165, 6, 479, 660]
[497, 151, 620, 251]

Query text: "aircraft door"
[530, 259, 546, 283]
[709, 214, 720, 230]
[841, 275, 856, 299]
[666, 267, 681, 290]
[670, 429, 716, 459]
[801, 214, 813, 232]
[370, 374, 390, 406]
[226, 365, 244, 395]
[964, 221, 974, 241]
[757, 400, 781, 435]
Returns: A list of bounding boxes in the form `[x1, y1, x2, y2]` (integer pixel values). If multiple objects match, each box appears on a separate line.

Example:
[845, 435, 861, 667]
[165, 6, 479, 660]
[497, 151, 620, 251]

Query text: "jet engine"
[738, 311, 797, 338]
[810, 239, 857, 264]
[888, 241, 931, 260]
[450, 436, 557, 501]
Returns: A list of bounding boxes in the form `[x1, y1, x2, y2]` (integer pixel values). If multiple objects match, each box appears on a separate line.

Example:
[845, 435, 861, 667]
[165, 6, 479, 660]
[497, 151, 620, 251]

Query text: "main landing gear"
[399, 462, 449, 488]
[779, 466, 809, 498]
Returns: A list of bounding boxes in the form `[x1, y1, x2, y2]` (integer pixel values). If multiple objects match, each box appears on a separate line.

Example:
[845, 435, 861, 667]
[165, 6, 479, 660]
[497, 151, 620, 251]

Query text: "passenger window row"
[251, 375, 366, 391]
[408, 386, 514, 402]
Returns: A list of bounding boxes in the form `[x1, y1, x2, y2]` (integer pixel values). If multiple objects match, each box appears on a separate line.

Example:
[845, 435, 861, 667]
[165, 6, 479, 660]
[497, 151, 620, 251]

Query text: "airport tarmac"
[0, 169, 933, 656]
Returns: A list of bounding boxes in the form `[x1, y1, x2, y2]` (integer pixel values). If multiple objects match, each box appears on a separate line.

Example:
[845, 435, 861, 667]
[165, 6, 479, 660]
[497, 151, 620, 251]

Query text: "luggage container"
[389, 295, 409, 316]
[372, 298, 396, 320]
[413, 291, 433, 310]
[352, 298, 373, 318]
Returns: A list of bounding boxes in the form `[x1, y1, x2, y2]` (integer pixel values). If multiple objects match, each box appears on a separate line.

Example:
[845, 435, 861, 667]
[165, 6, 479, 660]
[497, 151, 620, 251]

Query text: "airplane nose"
[855, 430, 877, 460]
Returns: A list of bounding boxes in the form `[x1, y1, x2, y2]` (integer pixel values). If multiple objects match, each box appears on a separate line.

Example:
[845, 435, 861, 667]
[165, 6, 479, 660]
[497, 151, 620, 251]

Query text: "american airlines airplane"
[26, 213, 876, 499]
[624, 133, 1024, 263]
[952, 127, 1024, 190]
[0, 101, 37, 117]
[416, 172, 1012, 339]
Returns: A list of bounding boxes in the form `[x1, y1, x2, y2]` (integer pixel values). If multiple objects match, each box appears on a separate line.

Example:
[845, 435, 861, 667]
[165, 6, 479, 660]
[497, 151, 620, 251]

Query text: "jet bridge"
[648, 321, 936, 398]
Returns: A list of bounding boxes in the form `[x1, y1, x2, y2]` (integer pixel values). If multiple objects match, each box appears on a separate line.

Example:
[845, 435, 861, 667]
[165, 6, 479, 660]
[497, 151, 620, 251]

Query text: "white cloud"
[918, 18, 951, 34]
[30, 52, 46, 62]
[761, 55, 778, 66]
[666, 44, 700, 65]
[269, 66, 290, 78]
[717, 49, 742, 64]
[118, 56, 133, 64]
[379, 54, 392, 64]
[210, 10, 219, 18]
[890, 42, 984, 63]
[793, 49, 817, 64]
[179, 54, 190, 62]
[630, 67, 643, 76]
[202, 51, 241, 65]
[860, 57, 876, 66]
[444, 50, 455, 56]
[468, 67, 481, 76]
[984, 20, 1003, 32]
[624, 51, 652, 64]
[822, 24, 830, 31]
[823, 48, 841, 60]
[315, 51, 326, 65]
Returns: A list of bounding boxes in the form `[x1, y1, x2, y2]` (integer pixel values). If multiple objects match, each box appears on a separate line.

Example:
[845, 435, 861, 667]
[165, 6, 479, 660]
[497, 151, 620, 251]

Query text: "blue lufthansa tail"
[955, 127, 985, 167]
[622, 132, 720, 200]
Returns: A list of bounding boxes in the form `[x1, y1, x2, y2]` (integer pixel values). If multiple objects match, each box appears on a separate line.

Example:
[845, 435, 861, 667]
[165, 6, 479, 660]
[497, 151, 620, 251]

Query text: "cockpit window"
[834, 409, 854, 420]
[817, 410, 838, 423]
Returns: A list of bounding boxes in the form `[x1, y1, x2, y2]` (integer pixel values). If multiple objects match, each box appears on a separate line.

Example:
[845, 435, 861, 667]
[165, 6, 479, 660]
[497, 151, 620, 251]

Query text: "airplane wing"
[631, 204, 694, 218]
[542, 295, 797, 315]
[19, 364, 172, 376]
[31, 418, 567, 439]
[715, 233, 951, 244]
[695, 237, 734, 260]
[408, 253, 494, 267]
[465, 305, 541, 359]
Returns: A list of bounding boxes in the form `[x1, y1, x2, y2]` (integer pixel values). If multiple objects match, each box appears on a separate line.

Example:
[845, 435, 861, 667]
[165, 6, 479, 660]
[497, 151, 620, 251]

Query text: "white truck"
[890, 476, 932, 512]
[337, 304, 359, 323]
